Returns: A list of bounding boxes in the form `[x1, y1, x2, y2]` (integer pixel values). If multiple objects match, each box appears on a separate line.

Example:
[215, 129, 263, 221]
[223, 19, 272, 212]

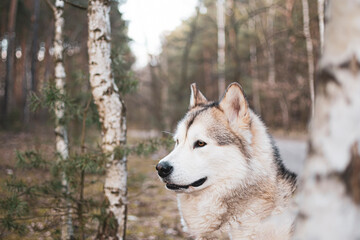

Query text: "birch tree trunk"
[87, 1, 128, 239]
[228, 0, 241, 84]
[266, 0, 276, 85]
[181, 6, 200, 93]
[217, 0, 226, 98]
[249, 1, 261, 115]
[301, 0, 315, 117]
[51, 0, 74, 239]
[294, 0, 360, 238]
[318, 0, 325, 53]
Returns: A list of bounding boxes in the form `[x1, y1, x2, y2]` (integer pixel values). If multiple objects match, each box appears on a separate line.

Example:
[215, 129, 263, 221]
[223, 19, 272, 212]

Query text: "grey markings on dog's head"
[207, 120, 251, 160]
[184, 101, 219, 139]
[207, 125, 236, 146]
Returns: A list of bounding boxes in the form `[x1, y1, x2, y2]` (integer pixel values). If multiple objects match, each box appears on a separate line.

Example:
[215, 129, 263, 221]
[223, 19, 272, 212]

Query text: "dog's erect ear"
[189, 83, 207, 108]
[219, 83, 250, 125]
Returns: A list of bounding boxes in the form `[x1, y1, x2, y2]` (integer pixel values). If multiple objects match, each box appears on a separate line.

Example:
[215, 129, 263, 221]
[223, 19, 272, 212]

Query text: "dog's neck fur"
[177, 112, 296, 240]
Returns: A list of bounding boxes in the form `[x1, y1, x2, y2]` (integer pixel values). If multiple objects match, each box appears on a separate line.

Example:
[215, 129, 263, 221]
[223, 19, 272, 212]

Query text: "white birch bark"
[52, 0, 73, 239]
[249, 1, 261, 115]
[217, 0, 226, 98]
[266, 0, 276, 85]
[301, 0, 315, 118]
[294, 0, 360, 238]
[87, 0, 127, 239]
[318, 0, 325, 53]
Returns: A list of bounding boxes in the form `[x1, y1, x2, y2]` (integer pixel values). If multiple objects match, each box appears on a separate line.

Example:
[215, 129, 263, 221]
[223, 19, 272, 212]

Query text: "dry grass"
[0, 128, 190, 240]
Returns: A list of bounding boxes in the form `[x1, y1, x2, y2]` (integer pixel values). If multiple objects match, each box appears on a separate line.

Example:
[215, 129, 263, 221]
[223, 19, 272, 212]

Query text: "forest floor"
[0, 127, 307, 240]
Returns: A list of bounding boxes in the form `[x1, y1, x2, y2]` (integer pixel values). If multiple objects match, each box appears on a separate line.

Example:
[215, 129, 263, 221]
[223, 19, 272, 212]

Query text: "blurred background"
[0, 0, 319, 239]
[0, 0, 319, 132]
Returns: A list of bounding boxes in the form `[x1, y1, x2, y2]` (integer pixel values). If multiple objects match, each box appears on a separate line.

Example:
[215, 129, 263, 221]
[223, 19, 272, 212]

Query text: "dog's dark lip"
[166, 177, 207, 190]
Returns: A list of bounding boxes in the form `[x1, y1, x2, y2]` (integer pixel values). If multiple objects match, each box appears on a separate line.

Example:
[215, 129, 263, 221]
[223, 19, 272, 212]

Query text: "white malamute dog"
[156, 83, 297, 240]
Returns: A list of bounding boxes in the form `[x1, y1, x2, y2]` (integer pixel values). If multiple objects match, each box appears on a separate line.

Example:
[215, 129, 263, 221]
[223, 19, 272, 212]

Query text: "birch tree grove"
[87, 0, 128, 239]
[49, 0, 74, 239]
[294, 0, 360, 238]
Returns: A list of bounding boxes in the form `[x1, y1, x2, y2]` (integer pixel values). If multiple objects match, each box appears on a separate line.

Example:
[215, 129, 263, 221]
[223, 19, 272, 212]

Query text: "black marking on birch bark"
[104, 86, 114, 95]
[115, 197, 125, 208]
[102, 0, 110, 5]
[55, 57, 63, 63]
[54, 130, 65, 138]
[94, 28, 101, 34]
[298, 211, 308, 220]
[307, 141, 317, 157]
[110, 190, 120, 196]
[339, 56, 360, 75]
[97, 35, 110, 42]
[342, 142, 360, 205]
[316, 67, 340, 96]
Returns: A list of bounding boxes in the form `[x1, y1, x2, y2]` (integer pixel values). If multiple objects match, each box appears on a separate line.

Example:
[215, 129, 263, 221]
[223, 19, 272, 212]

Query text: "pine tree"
[45, 0, 74, 238]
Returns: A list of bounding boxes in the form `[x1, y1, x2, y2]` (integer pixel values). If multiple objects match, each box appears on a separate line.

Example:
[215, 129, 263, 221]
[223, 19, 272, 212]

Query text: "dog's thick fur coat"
[157, 83, 297, 239]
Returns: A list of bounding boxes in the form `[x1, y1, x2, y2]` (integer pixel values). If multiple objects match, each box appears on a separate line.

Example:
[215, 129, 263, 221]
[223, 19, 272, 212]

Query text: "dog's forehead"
[174, 104, 224, 140]
[174, 104, 250, 159]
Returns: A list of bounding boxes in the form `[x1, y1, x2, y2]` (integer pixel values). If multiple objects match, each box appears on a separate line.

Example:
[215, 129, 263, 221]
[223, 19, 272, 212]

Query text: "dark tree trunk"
[2, 0, 18, 124]
[30, 0, 40, 93]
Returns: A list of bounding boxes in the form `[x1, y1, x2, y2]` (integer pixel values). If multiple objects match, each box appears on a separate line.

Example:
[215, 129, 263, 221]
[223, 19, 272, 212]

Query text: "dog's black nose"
[156, 162, 173, 178]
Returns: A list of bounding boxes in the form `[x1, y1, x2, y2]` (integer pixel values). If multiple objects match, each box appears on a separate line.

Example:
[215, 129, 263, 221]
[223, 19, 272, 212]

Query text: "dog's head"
[156, 83, 253, 193]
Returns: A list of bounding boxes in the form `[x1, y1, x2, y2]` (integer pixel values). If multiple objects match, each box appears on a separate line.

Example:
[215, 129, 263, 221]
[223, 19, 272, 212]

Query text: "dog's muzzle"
[156, 162, 207, 191]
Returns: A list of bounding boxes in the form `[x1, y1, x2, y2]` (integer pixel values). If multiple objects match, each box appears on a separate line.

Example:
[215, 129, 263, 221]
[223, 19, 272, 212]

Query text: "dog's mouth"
[166, 177, 207, 191]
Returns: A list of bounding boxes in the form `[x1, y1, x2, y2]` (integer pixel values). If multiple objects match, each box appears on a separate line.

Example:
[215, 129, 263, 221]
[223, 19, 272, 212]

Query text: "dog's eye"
[176, 139, 179, 145]
[194, 140, 206, 148]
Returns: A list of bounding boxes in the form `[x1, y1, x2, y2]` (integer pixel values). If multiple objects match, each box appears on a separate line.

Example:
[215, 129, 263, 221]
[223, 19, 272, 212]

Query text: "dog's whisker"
[162, 131, 174, 136]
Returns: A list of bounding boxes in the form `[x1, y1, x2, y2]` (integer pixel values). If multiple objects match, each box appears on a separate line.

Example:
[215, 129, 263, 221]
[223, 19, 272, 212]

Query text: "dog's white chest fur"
[177, 191, 228, 237]
[177, 192, 295, 240]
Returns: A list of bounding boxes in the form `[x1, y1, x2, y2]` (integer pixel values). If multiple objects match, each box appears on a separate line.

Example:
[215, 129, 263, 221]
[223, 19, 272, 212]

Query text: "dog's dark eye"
[194, 140, 206, 148]
[176, 139, 179, 145]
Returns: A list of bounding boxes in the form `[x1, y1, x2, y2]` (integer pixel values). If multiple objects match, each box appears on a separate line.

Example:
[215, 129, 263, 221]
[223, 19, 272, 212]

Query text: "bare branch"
[43, 0, 56, 12]
[64, 0, 87, 10]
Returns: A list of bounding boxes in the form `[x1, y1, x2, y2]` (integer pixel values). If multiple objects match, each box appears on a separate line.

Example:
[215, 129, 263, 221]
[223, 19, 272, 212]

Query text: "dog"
[156, 83, 297, 239]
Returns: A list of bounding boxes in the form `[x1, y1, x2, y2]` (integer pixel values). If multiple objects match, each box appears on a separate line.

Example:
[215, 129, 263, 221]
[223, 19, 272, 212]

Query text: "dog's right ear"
[189, 83, 207, 109]
[219, 83, 250, 125]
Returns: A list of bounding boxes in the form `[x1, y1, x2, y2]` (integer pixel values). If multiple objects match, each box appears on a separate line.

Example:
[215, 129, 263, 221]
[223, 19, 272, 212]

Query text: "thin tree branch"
[64, 0, 87, 10]
[43, 0, 56, 13]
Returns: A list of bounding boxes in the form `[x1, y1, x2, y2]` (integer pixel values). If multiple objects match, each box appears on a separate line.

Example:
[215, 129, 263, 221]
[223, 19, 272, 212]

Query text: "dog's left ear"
[219, 83, 250, 125]
[189, 83, 207, 108]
